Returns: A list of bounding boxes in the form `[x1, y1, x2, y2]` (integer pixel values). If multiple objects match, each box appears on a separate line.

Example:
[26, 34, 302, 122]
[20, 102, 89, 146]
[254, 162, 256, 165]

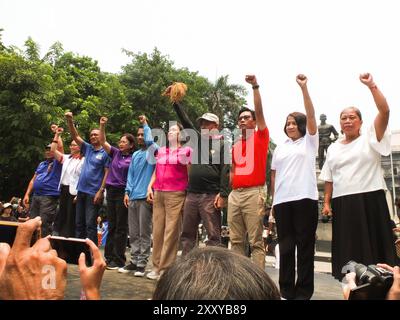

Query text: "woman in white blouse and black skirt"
[320, 73, 398, 280]
[270, 74, 319, 300]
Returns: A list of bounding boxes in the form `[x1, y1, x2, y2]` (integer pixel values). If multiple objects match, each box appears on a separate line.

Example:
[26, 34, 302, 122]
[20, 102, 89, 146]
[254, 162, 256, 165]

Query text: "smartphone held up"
[0, 221, 93, 266]
[49, 236, 93, 266]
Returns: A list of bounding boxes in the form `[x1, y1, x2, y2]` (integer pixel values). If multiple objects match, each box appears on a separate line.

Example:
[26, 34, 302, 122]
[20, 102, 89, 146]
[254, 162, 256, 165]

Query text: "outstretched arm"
[51, 124, 64, 153]
[245, 75, 266, 131]
[296, 74, 317, 135]
[99, 117, 112, 154]
[172, 102, 196, 132]
[163, 84, 195, 131]
[360, 73, 390, 142]
[65, 112, 84, 146]
[50, 127, 65, 163]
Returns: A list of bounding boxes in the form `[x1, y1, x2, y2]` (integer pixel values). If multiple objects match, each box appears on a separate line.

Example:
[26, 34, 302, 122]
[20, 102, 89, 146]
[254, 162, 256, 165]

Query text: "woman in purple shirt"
[146, 123, 192, 280]
[99, 116, 135, 269]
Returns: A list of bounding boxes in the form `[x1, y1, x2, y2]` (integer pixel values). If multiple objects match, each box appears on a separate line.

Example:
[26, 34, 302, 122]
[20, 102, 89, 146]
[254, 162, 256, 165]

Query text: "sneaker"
[146, 270, 160, 280]
[118, 262, 137, 273]
[134, 267, 146, 277]
[106, 261, 120, 270]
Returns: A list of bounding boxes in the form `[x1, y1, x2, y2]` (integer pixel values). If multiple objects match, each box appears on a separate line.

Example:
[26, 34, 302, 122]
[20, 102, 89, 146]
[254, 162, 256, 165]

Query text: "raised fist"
[359, 73, 376, 88]
[296, 74, 308, 88]
[139, 115, 147, 124]
[245, 75, 257, 86]
[56, 127, 64, 134]
[65, 112, 73, 119]
[100, 117, 108, 125]
[51, 124, 58, 133]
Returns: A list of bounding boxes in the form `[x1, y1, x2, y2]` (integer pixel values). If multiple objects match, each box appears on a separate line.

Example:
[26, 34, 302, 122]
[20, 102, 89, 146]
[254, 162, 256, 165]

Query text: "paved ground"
[64, 262, 343, 300]
[64, 221, 343, 300]
[65, 245, 343, 300]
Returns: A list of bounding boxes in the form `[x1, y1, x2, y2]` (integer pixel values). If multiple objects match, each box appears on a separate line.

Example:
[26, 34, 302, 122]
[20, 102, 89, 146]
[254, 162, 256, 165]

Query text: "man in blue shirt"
[65, 112, 109, 245]
[119, 115, 157, 276]
[23, 144, 62, 236]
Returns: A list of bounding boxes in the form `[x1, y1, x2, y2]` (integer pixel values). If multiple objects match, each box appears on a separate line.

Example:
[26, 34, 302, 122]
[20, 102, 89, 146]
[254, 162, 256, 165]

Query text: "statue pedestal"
[315, 157, 332, 245]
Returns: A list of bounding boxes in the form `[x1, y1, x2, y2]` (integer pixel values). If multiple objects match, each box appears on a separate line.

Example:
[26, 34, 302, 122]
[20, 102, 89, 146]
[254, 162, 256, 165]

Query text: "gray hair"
[152, 246, 280, 300]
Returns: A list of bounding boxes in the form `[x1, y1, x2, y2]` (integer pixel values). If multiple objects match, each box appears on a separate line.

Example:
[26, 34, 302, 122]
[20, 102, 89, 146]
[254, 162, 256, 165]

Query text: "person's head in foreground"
[152, 246, 281, 300]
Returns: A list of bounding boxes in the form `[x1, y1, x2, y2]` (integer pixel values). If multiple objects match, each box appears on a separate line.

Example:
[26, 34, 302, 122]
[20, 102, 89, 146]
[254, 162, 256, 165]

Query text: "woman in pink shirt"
[146, 123, 192, 280]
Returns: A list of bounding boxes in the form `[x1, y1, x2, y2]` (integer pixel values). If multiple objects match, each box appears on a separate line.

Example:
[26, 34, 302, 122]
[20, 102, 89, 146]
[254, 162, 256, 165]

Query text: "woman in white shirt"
[320, 73, 398, 280]
[270, 74, 319, 300]
[51, 127, 84, 237]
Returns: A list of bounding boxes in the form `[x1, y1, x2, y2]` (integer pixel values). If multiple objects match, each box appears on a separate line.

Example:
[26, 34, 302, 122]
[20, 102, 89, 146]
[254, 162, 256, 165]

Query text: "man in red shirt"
[228, 75, 269, 269]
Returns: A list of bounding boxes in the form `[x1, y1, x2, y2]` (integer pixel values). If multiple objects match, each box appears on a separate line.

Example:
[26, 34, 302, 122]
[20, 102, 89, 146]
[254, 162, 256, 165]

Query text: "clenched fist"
[359, 73, 376, 89]
[139, 115, 147, 124]
[100, 117, 108, 125]
[245, 75, 258, 86]
[65, 112, 73, 119]
[296, 74, 308, 88]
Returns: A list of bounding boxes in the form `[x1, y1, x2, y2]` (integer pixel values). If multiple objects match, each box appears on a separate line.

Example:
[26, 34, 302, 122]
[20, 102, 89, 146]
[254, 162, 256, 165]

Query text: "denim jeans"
[75, 191, 100, 245]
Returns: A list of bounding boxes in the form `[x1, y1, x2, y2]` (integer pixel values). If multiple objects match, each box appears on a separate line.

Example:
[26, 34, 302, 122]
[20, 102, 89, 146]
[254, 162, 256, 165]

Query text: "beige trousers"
[228, 186, 266, 269]
[151, 191, 186, 273]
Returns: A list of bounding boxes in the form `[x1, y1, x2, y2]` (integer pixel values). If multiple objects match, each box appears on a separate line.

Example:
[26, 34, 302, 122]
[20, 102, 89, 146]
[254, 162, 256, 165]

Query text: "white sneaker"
[134, 267, 146, 277]
[146, 270, 160, 280]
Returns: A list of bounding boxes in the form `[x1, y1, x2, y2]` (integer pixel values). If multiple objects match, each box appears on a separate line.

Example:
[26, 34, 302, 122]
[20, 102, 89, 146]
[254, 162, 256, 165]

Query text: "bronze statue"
[318, 114, 339, 169]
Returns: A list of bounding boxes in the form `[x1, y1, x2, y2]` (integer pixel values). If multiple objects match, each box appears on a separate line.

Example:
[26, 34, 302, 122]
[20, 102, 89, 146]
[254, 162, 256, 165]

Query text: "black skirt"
[331, 190, 398, 280]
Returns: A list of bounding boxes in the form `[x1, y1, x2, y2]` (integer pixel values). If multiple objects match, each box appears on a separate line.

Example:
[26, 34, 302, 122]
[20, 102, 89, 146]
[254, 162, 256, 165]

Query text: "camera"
[342, 260, 394, 300]
[220, 226, 230, 248]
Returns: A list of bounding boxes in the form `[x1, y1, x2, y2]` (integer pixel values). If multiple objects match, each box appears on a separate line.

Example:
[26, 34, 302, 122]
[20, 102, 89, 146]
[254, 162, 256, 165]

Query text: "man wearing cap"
[23, 139, 63, 236]
[166, 87, 230, 255]
[0, 203, 17, 222]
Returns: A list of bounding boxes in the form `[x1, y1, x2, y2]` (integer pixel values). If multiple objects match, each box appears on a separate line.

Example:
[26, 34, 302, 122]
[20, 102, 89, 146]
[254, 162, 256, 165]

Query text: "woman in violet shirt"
[146, 123, 192, 280]
[99, 116, 135, 269]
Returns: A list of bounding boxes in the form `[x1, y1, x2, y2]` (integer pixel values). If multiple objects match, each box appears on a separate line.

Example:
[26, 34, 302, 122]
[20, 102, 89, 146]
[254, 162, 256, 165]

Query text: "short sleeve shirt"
[77, 142, 110, 196]
[232, 128, 269, 189]
[319, 124, 390, 198]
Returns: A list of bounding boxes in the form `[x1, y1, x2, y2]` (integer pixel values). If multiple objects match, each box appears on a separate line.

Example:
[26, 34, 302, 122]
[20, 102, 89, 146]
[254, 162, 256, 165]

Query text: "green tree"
[120, 48, 212, 130]
[0, 40, 62, 198]
[208, 75, 247, 130]
[0, 37, 249, 201]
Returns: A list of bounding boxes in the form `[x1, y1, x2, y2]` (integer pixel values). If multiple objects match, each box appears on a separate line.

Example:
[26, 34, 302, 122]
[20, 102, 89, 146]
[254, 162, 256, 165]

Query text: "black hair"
[284, 112, 307, 137]
[121, 133, 136, 153]
[238, 107, 256, 121]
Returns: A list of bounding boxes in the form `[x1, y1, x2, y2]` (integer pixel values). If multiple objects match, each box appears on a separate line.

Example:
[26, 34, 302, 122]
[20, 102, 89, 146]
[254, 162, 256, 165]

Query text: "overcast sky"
[1, 0, 399, 145]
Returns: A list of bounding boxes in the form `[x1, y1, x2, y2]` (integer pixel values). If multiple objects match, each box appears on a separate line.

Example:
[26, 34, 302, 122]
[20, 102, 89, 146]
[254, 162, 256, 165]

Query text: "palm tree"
[208, 75, 247, 131]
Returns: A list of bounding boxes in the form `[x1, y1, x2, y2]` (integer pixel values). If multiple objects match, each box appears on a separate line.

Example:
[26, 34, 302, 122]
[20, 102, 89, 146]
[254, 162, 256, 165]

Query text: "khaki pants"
[228, 186, 266, 269]
[152, 191, 186, 273]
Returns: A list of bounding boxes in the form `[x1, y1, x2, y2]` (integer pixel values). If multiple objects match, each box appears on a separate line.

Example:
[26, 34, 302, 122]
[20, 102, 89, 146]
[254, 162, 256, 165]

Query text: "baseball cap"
[197, 113, 219, 125]
[3, 203, 12, 209]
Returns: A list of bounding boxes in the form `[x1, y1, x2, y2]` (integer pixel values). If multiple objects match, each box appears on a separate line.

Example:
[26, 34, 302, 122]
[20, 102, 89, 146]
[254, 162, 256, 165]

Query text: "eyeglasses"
[238, 115, 252, 121]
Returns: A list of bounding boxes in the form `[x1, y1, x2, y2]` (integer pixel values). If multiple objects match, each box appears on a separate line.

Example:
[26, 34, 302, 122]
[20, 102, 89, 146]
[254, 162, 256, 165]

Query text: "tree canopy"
[0, 33, 259, 200]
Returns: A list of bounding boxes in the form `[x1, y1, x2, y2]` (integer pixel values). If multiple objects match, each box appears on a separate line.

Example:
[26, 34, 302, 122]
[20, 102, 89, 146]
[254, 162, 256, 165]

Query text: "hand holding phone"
[49, 236, 93, 266]
[0, 217, 67, 300]
[78, 238, 106, 300]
